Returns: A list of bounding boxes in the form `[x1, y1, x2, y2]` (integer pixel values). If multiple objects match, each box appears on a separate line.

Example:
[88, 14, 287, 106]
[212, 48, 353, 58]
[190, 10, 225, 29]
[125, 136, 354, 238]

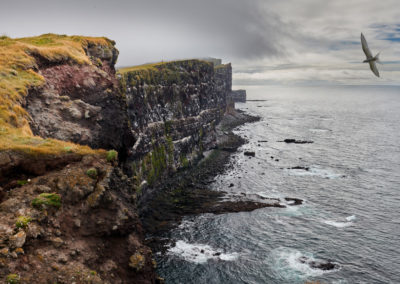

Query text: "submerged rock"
[298, 256, 338, 271]
[288, 166, 310, 171]
[244, 151, 256, 157]
[284, 197, 303, 206]
[282, 139, 314, 144]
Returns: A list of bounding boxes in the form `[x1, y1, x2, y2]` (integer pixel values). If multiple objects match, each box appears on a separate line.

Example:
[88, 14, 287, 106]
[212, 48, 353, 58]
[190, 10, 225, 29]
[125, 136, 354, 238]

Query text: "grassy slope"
[0, 34, 114, 157]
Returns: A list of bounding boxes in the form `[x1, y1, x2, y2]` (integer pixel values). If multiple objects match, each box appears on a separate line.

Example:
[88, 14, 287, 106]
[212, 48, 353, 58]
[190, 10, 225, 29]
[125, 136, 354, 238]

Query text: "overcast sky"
[1, 0, 399, 85]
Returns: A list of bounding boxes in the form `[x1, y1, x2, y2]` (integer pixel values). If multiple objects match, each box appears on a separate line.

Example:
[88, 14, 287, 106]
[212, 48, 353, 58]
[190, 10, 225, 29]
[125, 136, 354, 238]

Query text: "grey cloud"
[0, 0, 295, 66]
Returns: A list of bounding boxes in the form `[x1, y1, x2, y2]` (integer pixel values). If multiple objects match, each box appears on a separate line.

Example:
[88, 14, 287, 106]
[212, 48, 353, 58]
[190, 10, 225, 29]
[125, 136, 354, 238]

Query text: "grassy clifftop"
[0, 34, 114, 157]
[118, 59, 214, 86]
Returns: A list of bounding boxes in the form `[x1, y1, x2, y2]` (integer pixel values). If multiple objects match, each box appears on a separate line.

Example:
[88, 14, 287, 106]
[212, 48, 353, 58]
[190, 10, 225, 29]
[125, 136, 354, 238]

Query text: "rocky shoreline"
[140, 109, 304, 258]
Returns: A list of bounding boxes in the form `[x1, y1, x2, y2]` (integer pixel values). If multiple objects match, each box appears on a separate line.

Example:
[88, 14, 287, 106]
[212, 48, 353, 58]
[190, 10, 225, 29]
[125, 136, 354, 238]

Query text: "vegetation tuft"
[106, 150, 118, 162]
[15, 216, 32, 229]
[32, 193, 61, 209]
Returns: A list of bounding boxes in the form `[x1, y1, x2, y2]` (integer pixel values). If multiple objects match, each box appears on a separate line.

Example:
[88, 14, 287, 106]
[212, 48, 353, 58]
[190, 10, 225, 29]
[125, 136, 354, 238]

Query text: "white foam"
[309, 128, 331, 133]
[323, 215, 356, 228]
[271, 248, 338, 280]
[323, 220, 353, 228]
[168, 240, 239, 264]
[286, 166, 341, 179]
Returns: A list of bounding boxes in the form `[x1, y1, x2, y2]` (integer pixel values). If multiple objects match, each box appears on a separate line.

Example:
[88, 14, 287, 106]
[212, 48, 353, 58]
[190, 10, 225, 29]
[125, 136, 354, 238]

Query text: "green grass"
[16, 180, 28, 186]
[32, 193, 61, 209]
[106, 150, 118, 162]
[86, 168, 98, 179]
[6, 274, 20, 284]
[15, 216, 32, 229]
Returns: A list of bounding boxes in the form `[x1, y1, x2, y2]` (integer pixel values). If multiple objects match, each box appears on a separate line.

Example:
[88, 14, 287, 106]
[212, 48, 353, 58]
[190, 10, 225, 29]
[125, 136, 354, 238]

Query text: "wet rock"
[229, 183, 234, 187]
[244, 151, 255, 157]
[210, 200, 285, 214]
[284, 197, 303, 206]
[282, 139, 314, 144]
[288, 166, 309, 171]
[298, 256, 338, 270]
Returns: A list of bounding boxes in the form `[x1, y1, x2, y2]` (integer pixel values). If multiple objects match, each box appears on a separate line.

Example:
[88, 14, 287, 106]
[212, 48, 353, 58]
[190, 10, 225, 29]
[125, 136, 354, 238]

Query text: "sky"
[1, 0, 399, 85]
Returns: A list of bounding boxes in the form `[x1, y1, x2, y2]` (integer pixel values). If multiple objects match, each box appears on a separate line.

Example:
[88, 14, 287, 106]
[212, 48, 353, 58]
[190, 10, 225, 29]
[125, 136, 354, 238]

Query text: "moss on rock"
[6, 274, 20, 284]
[31, 193, 61, 209]
[106, 150, 118, 163]
[86, 168, 98, 179]
[15, 216, 32, 229]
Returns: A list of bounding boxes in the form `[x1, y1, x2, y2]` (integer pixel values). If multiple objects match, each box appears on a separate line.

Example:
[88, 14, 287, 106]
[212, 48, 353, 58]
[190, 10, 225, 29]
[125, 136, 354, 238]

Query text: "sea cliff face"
[119, 61, 232, 193]
[0, 34, 235, 283]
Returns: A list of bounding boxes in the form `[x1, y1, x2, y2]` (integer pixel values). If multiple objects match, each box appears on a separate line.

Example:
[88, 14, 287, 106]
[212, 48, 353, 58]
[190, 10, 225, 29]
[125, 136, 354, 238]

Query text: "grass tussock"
[0, 33, 114, 157]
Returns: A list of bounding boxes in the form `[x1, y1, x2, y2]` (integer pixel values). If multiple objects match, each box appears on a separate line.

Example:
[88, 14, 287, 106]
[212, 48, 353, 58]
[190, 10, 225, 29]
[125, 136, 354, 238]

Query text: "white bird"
[361, 33, 381, 77]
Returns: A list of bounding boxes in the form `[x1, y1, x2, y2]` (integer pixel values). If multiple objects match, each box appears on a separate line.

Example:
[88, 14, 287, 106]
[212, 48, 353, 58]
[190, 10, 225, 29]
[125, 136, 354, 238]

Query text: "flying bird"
[361, 33, 381, 77]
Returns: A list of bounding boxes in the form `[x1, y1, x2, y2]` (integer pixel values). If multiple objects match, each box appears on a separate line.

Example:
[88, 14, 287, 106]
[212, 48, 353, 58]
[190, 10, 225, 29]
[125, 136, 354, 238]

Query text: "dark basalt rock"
[244, 151, 256, 157]
[298, 256, 338, 271]
[284, 197, 303, 206]
[210, 200, 285, 214]
[288, 166, 309, 171]
[282, 139, 314, 144]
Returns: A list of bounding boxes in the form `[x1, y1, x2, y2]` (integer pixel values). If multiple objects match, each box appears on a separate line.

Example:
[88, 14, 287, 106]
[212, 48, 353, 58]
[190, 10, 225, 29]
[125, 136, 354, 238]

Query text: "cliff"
[0, 34, 150, 284]
[229, 89, 247, 102]
[118, 61, 232, 194]
[0, 34, 237, 283]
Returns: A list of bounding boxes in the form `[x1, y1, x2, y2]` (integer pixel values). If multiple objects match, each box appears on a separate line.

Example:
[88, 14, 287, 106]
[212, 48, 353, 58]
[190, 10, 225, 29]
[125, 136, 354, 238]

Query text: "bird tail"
[374, 52, 382, 64]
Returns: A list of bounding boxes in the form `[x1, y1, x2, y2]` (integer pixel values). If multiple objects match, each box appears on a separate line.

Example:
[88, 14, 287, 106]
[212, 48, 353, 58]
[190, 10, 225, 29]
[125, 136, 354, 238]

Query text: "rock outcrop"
[25, 39, 132, 153]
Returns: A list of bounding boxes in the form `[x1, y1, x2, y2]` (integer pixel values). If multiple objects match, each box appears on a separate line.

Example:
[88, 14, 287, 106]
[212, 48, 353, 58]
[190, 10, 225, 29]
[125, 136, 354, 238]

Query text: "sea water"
[156, 85, 400, 283]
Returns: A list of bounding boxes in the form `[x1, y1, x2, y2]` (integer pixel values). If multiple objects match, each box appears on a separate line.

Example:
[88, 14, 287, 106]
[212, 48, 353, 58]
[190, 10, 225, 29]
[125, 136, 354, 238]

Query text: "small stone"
[57, 254, 68, 264]
[74, 219, 81, 228]
[51, 237, 64, 248]
[0, 247, 9, 256]
[10, 231, 26, 248]
[10, 251, 18, 258]
[55, 229, 62, 236]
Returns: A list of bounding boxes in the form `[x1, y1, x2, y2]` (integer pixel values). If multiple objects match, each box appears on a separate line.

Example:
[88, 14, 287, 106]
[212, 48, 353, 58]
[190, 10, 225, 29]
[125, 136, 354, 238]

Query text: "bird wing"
[361, 33, 372, 59]
[369, 61, 380, 77]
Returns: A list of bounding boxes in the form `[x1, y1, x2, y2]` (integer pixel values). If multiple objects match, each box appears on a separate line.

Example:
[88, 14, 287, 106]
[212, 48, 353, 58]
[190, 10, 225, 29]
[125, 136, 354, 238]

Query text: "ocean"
[156, 85, 400, 283]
